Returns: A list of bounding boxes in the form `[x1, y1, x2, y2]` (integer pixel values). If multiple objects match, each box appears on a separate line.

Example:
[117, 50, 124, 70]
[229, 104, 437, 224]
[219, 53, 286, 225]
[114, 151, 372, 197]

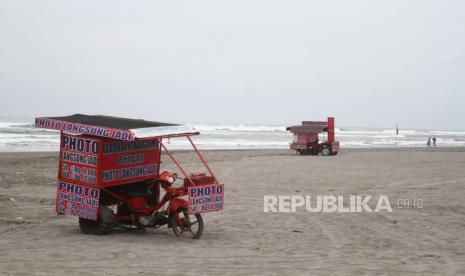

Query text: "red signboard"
[188, 183, 224, 214]
[58, 133, 160, 188]
[59, 133, 99, 186]
[36, 117, 135, 141]
[99, 138, 160, 186]
[56, 181, 100, 220]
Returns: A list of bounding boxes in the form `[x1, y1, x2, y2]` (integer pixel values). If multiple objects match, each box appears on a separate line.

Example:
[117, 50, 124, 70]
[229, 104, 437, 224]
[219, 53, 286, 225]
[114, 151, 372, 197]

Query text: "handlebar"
[163, 186, 187, 197]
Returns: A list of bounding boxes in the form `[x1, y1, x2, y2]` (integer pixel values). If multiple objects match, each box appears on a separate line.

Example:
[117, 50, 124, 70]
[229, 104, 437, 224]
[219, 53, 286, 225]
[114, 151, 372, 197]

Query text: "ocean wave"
[192, 124, 287, 132]
[0, 122, 57, 135]
[434, 130, 465, 136]
[1, 119, 465, 151]
[167, 138, 289, 147]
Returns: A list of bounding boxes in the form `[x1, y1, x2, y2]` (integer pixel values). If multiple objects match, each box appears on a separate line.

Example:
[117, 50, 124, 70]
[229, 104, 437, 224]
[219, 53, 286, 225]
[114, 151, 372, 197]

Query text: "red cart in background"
[287, 117, 339, 156]
[35, 114, 224, 239]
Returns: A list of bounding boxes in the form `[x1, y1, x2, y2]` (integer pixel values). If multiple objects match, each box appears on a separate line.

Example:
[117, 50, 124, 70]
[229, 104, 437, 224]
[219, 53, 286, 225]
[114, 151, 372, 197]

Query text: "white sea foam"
[1, 119, 464, 151]
[192, 124, 287, 132]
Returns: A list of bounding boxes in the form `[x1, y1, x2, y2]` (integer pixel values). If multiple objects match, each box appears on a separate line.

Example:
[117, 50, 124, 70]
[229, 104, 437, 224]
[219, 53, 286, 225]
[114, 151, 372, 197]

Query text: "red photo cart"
[35, 114, 224, 239]
[287, 117, 340, 156]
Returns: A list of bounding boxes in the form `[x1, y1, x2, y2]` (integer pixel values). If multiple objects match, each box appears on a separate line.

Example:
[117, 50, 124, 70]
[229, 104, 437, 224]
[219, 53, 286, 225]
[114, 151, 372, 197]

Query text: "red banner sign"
[188, 183, 224, 214]
[99, 139, 160, 186]
[56, 181, 100, 220]
[60, 134, 99, 186]
[36, 117, 135, 141]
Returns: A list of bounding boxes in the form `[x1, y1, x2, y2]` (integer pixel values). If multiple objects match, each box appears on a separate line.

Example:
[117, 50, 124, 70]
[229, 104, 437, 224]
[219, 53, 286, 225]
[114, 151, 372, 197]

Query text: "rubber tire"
[79, 206, 114, 235]
[169, 208, 204, 239]
[321, 146, 330, 156]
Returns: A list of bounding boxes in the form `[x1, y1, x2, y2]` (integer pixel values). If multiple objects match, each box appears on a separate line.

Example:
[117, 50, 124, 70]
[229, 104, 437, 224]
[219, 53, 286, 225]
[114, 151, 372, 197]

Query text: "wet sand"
[1, 148, 465, 275]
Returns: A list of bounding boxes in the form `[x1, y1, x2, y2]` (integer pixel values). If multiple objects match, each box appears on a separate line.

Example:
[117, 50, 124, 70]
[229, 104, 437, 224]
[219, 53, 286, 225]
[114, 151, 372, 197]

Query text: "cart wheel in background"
[79, 205, 114, 235]
[321, 146, 330, 156]
[169, 208, 204, 239]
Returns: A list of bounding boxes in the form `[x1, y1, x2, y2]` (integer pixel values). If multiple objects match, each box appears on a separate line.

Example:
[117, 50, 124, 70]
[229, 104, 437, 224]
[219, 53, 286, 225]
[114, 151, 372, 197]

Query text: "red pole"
[327, 117, 335, 144]
[159, 139, 195, 186]
[186, 136, 218, 183]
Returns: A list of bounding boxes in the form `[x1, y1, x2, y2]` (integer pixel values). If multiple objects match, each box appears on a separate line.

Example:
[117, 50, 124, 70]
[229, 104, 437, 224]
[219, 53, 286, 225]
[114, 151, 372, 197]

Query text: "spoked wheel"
[169, 208, 204, 239]
[321, 146, 331, 156]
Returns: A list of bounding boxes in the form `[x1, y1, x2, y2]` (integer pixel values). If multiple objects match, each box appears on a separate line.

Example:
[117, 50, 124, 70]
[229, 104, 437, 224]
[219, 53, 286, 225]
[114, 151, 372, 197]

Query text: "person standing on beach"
[432, 136, 437, 147]
[427, 137, 432, 147]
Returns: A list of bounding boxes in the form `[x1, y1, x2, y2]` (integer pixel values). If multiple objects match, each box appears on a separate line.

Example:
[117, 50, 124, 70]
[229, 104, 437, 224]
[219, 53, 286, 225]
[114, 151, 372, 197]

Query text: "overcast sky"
[1, 1, 464, 129]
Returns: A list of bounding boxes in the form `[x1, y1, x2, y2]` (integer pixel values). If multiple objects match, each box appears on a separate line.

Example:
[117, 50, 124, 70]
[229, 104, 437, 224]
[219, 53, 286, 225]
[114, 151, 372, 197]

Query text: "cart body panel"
[35, 114, 222, 223]
[287, 117, 339, 155]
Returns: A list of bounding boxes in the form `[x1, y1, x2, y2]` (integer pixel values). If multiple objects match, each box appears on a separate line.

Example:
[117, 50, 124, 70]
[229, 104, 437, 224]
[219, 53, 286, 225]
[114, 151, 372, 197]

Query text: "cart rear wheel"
[321, 146, 330, 156]
[169, 208, 204, 239]
[79, 206, 114, 235]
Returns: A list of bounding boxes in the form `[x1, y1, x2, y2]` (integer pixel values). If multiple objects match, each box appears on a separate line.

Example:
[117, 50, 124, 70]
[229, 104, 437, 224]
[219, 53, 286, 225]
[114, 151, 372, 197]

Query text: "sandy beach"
[1, 148, 465, 275]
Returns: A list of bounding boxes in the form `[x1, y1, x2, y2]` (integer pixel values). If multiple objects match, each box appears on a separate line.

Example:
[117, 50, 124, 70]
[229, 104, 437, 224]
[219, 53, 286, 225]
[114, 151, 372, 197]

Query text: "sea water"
[1, 118, 465, 152]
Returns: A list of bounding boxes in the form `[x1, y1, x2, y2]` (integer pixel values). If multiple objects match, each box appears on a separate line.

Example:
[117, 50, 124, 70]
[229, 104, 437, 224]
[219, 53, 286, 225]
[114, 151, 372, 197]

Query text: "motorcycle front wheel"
[169, 208, 204, 239]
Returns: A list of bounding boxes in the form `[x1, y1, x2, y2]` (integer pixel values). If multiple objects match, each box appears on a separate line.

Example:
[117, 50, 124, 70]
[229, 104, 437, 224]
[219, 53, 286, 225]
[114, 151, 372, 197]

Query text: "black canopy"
[47, 114, 177, 130]
[286, 125, 328, 132]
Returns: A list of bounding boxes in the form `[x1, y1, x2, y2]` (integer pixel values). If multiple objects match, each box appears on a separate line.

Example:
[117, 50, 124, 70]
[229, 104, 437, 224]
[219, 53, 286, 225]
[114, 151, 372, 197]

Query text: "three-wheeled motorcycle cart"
[35, 114, 224, 239]
[287, 117, 340, 156]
